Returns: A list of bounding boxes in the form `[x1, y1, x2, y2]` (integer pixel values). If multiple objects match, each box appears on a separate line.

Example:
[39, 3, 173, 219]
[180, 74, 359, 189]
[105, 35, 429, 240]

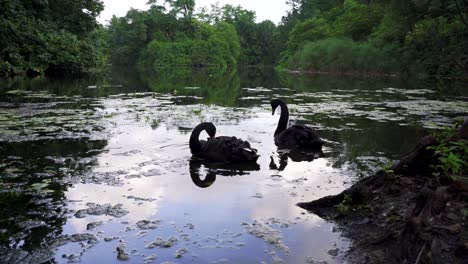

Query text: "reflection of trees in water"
[0, 72, 120, 98]
[137, 66, 291, 108]
[0, 138, 107, 261]
[139, 68, 241, 107]
[238, 67, 281, 89]
[277, 71, 467, 100]
[189, 159, 260, 188]
[319, 119, 428, 173]
[236, 67, 284, 108]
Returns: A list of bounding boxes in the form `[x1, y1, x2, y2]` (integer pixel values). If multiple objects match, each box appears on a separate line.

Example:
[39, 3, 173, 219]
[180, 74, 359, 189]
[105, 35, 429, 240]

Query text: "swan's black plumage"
[189, 122, 259, 162]
[271, 99, 324, 149]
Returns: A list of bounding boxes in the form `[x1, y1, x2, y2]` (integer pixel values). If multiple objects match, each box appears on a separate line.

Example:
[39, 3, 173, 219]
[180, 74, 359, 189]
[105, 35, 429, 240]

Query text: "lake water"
[0, 68, 466, 263]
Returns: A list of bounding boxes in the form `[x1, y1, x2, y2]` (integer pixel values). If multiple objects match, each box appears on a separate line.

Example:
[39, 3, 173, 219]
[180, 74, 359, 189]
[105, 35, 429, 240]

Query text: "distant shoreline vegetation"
[1, 0, 466, 79]
[108, 2, 279, 71]
[277, 0, 468, 79]
[136, 22, 240, 70]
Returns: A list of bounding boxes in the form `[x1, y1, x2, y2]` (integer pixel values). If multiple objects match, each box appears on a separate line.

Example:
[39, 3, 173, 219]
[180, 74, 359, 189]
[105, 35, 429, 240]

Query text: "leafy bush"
[332, 0, 383, 41]
[138, 22, 239, 69]
[0, 0, 104, 76]
[287, 37, 400, 74]
[429, 119, 468, 179]
[405, 17, 468, 76]
[335, 194, 353, 216]
[279, 0, 468, 77]
[429, 140, 468, 179]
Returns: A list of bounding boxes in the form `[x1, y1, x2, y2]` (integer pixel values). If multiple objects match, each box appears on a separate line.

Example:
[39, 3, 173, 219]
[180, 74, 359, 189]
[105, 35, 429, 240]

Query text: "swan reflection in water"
[189, 159, 260, 188]
[269, 149, 324, 171]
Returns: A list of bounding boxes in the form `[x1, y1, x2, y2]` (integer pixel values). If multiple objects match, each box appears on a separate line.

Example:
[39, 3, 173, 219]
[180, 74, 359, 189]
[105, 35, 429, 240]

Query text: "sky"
[98, 0, 289, 25]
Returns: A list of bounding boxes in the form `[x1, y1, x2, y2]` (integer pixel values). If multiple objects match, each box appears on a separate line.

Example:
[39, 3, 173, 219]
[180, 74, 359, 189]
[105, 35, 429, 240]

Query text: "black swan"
[271, 99, 324, 149]
[189, 122, 259, 162]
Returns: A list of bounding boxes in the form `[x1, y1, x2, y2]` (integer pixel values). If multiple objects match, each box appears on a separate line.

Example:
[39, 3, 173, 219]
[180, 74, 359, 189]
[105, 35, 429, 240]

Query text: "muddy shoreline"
[298, 119, 468, 263]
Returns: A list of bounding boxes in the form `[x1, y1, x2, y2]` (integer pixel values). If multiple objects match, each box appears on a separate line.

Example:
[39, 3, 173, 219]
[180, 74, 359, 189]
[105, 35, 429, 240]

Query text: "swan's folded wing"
[200, 136, 259, 162]
[277, 125, 323, 148]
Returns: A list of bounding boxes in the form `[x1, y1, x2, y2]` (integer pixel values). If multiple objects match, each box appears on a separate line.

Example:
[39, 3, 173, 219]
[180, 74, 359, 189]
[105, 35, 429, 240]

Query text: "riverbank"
[279, 68, 468, 80]
[299, 119, 468, 263]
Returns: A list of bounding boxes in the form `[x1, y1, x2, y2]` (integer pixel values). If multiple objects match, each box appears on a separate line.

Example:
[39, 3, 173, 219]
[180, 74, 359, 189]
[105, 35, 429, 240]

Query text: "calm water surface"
[0, 68, 466, 263]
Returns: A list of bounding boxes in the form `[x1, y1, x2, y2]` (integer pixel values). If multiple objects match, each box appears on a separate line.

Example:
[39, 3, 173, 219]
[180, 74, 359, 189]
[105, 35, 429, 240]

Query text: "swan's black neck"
[190, 122, 215, 154]
[274, 102, 289, 136]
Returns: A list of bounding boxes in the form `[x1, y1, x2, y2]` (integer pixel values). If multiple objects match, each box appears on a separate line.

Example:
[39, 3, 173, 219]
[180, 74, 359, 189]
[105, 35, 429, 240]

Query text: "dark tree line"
[278, 0, 468, 77]
[107, 2, 282, 70]
[1, 0, 466, 77]
[0, 0, 106, 76]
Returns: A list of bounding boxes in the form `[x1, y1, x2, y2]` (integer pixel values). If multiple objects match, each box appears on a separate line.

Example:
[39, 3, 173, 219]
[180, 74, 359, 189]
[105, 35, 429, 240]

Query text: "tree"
[207, 4, 281, 65]
[165, 0, 195, 20]
[107, 12, 148, 66]
[0, 0, 105, 76]
[278, 0, 468, 76]
[332, 0, 383, 41]
[48, 0, 104, 36]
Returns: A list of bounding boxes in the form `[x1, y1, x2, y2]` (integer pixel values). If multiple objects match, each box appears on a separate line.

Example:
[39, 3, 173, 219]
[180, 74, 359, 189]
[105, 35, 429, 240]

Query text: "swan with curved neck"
[190, 122, 216, 155]
[189, 122, 259, 162]
[271, 99, 289, 136]
[271, 99, 324, 150]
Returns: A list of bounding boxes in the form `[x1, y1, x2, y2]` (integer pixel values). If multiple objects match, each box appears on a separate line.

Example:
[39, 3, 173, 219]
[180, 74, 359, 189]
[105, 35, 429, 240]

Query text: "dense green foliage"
[430, 119, 468, 179]
[2, 0, 466, 77]
[0, 0, 106, 76]
[1, 0, 281, 75]
[107, 2, 282, 69]
[279, 0, 468, 77]
[199, 4, 281, 65]
[288, 37, 400, 74]
[139, 21, 240, 69]
[107, 3, 241, 69]
[430, 140, 468, 179]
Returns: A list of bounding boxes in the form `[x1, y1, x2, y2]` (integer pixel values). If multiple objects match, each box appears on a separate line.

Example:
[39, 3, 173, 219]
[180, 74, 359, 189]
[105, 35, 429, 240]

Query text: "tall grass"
[287, 37, 402, 75]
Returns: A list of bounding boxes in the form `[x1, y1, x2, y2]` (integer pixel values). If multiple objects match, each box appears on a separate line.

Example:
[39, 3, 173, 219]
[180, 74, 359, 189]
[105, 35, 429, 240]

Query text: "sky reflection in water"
[61, 100, 348, 263]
